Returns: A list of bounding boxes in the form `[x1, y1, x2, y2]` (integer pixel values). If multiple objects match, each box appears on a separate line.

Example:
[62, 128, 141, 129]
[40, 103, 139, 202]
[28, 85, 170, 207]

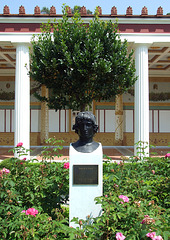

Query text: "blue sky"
[0, 0, 169, 15]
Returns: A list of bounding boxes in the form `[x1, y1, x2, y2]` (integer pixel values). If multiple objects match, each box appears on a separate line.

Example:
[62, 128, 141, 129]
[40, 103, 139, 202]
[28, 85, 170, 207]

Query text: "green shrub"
[0, 158, 14, 169]
[0, 142, 71, 239]
[0, 208, 71, 239]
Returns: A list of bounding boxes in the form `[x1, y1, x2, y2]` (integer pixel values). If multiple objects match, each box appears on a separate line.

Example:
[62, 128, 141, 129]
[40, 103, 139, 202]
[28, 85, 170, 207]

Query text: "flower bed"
[0, 143, 169, 239]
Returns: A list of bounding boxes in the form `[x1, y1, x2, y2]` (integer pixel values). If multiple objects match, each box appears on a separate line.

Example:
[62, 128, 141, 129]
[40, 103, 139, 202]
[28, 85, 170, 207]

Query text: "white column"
[134, 44, 149, 157]
[14, 44, 30, 153]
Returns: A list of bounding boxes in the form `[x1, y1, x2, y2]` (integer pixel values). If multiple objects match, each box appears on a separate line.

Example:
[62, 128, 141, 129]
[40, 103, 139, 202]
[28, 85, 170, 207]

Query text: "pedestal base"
[69, 144, 103, 227]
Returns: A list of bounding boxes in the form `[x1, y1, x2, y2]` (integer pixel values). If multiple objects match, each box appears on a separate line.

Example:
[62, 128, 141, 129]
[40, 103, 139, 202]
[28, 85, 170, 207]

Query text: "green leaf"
[163, 231, 170, 240]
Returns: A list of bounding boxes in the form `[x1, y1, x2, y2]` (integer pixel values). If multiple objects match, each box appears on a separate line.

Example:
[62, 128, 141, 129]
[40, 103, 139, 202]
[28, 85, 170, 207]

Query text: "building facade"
[0, 5, 170, 152]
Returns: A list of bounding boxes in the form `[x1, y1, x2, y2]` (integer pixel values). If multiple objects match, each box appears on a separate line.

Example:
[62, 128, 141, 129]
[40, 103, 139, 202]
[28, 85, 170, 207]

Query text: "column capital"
[13, 42, 31, 48]
[134, 43, 151, 49]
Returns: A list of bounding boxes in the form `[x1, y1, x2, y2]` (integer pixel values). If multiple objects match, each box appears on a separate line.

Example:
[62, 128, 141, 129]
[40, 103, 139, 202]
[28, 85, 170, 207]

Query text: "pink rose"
[165, 153, 170, 158]
[16, 142, 23, 147]
[21, 210, 26, 213]
[119, 195, 129, 203]
[146, 232, 156, 238]
[154, 236, 163, 240]
[152, 170, 155, 174]
[63, 162, 69, 169]
[141, 216, 155, 225]
[2, 168, 10, 174]
[22, 158, 27, 161]
[146, 232, 163, 240]
[25, 208, 38, 217]
[79, 220, 83, 226]
[116, 232, 126, 240]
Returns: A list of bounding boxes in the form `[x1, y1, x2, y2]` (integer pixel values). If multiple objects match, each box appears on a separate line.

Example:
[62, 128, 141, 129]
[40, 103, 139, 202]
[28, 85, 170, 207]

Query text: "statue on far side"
[72, 111, 99, 153]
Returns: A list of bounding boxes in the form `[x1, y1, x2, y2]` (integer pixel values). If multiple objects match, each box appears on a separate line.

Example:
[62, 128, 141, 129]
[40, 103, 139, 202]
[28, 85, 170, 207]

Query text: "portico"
[0, 5, 170, 156]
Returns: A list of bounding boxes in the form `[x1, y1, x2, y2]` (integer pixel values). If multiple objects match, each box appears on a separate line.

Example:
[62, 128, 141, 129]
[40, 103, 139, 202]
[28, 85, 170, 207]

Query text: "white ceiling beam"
[0, 52, 15, 67]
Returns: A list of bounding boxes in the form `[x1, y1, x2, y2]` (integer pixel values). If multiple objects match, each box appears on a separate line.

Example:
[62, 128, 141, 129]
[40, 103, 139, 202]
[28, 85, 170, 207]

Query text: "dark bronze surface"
[73, 165, 98, 185]
[72, 111, 99, 153]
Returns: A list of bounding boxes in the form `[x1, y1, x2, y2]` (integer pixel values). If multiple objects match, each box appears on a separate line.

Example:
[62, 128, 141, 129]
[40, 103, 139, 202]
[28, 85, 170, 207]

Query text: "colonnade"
[14, 43, 150, 155]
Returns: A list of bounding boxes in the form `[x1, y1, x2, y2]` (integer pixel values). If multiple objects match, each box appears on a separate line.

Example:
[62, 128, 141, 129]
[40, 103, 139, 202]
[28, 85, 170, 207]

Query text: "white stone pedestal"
[69, 143, 103, 228]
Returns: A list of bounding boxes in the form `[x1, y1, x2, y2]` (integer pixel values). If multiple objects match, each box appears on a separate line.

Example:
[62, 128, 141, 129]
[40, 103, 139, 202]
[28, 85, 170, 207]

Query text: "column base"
[115, 140, 123, 146]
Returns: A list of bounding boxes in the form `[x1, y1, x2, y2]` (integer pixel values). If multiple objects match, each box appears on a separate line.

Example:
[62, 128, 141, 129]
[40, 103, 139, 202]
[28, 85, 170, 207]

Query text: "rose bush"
[71, 153, 169, 239]
[0, 141, 71, 239]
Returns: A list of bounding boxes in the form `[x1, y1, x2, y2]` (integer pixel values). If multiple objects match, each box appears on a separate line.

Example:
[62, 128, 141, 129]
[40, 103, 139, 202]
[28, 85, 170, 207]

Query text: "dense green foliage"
[30, 6, 137, 111]
[0, 145, 169, 239]
[0, 144, 69, 239]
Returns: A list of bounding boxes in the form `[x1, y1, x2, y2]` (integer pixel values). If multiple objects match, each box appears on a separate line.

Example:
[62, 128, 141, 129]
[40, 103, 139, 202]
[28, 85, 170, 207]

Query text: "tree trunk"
[80, 103, 86, 112]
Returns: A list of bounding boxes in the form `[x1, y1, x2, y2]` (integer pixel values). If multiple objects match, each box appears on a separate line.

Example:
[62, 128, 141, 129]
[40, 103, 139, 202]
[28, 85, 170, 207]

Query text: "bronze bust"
[72, 111, 99, 153]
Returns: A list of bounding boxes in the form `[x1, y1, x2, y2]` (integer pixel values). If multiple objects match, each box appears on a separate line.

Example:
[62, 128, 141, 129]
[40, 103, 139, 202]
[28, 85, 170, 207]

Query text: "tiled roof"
[1, 5, 170, 17]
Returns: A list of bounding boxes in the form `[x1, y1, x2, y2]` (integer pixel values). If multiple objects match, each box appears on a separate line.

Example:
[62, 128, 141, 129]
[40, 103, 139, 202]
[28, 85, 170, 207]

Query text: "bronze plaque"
[73, 165, 98, 185]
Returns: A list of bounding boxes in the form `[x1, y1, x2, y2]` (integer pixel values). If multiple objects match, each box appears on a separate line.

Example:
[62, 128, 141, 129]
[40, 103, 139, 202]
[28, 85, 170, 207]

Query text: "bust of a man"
[72, 111, 99, 153]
